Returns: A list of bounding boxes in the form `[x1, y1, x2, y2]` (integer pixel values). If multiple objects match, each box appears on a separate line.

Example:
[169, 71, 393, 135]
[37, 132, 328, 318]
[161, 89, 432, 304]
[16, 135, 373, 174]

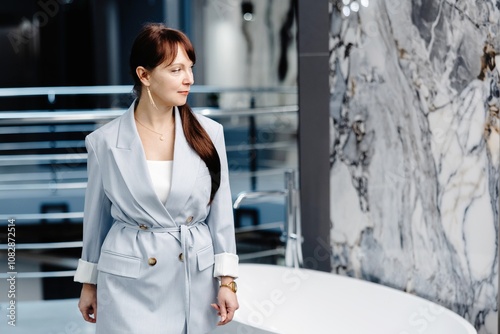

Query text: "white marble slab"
[328, 1, 499, 333]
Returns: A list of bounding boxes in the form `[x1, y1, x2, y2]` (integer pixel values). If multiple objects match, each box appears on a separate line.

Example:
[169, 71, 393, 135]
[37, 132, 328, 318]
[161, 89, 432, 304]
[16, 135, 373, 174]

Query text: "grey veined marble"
[329, 1, 499, 333]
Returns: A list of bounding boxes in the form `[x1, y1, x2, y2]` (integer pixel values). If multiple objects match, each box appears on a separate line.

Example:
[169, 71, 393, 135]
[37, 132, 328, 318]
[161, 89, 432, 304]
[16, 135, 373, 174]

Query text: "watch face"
[221, 281, 237, 293]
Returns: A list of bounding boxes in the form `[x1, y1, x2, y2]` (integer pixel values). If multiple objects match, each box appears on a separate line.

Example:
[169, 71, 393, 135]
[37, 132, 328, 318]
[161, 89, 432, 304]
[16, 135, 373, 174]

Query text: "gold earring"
[147, 87, 159, 110]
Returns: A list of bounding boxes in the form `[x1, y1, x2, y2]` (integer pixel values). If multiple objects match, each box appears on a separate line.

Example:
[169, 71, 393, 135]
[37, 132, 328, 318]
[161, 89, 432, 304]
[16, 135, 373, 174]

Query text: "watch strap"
[220, 281, 237, 293]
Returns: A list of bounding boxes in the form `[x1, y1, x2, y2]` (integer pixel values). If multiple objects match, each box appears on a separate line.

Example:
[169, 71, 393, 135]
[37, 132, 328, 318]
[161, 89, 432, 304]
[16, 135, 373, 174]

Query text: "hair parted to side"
[129, 22, 196, 98]
[129, 22, 221, 203]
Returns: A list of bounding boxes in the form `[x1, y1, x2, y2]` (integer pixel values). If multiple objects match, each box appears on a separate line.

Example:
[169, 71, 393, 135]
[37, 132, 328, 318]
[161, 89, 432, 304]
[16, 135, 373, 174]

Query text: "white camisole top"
[146, 160, 173, 204]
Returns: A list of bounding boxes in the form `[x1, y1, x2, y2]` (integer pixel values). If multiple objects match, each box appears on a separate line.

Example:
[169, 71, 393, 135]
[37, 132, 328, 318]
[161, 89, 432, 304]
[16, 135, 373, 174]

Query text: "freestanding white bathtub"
[212, 263, 477, 334]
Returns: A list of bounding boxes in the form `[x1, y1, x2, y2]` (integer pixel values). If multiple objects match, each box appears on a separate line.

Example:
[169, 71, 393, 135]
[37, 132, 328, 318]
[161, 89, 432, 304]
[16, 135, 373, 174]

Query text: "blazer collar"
[165, 106, 201, 219]
[113, 102, 201, 226]
[116, 102, 139, 150]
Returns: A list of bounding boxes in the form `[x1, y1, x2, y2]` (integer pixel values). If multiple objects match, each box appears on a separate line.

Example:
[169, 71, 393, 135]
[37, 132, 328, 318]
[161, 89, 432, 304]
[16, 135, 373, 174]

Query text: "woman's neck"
[134, 98, 175, 131]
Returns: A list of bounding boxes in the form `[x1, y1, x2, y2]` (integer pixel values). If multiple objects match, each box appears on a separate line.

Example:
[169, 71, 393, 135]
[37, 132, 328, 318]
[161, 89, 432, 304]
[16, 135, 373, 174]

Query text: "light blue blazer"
[74, 102, 239, 334]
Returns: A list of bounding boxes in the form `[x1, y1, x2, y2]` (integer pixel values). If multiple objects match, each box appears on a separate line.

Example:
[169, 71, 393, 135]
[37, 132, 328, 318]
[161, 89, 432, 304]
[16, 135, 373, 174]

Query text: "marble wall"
[328, 1, 499, 333]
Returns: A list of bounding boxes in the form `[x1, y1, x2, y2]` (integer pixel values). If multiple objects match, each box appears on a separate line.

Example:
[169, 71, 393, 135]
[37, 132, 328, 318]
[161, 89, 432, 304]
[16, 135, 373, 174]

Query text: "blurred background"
[0, 0, 299, 302]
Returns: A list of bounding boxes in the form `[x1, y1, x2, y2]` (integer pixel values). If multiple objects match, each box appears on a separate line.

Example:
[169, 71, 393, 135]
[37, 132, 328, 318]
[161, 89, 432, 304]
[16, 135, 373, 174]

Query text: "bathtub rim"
[233, 263, 477, 334]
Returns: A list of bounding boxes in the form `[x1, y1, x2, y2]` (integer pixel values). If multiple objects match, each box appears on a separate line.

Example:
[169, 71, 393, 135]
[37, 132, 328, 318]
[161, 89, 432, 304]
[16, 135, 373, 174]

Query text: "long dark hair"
[129, 22, 221, 203]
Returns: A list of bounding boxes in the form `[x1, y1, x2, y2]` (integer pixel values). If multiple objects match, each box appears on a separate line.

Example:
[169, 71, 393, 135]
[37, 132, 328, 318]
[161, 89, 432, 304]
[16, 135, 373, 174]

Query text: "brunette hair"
[129, 22, 221, 203]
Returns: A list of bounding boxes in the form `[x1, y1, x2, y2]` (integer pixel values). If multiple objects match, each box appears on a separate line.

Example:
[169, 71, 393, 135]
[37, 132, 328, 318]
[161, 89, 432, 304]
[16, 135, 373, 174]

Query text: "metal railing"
[0, 105, 298, 124]
[0, 85, 297, 97]
[0, 85, 299, 280]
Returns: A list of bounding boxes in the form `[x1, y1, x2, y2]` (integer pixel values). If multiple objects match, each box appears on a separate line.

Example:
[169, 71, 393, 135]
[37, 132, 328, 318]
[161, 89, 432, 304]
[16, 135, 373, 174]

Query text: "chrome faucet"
[233, 170, 303, 268]
[232, 190, 286, 209]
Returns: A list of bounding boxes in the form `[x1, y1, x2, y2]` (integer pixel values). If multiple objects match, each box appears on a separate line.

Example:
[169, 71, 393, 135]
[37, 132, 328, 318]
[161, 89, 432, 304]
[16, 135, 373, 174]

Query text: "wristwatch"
[220, 281, 237, 293]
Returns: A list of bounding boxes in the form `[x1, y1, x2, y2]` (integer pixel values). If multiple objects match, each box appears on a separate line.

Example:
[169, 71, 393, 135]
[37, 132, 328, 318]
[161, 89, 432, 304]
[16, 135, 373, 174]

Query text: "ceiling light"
[241, 1, 254, 21]
[342, 6, 351, 17]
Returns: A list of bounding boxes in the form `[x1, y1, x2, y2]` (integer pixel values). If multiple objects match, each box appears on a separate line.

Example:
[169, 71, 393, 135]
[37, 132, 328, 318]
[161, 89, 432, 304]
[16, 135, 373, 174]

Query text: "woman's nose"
[184, 70, 194, 85]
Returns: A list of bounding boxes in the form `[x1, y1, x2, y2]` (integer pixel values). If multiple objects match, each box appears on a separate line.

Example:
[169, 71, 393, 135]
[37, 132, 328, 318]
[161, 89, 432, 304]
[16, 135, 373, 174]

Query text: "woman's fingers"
[213, 292, 239, 325]
[218, 303, 228, 324]
[221, 304, 236, 324]
[211, 303, 221, 317]
[78, 300, 97, 323]
[78, 284, 97, 323]
[79, 304, 96, 323]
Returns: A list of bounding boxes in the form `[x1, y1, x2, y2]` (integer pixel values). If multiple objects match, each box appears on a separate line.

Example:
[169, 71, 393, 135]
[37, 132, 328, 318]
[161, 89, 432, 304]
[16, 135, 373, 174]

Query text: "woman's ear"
[136, 66, 150, 86]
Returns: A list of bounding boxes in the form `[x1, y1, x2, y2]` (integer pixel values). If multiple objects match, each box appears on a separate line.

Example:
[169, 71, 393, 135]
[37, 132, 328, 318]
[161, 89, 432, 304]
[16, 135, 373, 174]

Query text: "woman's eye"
[172, 68, 181, 73]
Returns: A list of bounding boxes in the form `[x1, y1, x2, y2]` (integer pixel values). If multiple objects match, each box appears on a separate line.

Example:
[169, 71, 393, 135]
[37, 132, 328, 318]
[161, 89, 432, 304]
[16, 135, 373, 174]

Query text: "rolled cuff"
[74, 259, 98, 284]
[213, 253, 239, 278]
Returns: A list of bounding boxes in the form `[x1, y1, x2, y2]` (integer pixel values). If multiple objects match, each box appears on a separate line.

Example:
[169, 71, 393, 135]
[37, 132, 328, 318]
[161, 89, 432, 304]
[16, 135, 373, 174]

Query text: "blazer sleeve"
[207, 124, 239, 279]
[74, 135, 114, 284]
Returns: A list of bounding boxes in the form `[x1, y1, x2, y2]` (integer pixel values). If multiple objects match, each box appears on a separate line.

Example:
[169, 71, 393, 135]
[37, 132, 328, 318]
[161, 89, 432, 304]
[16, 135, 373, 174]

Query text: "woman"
[74, 22, 239, 334]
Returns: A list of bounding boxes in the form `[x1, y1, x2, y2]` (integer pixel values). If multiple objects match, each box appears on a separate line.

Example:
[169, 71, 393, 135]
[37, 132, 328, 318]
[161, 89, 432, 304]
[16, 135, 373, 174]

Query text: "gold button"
[186, 216, 194, 223]
[148, 257, 157, 266]
[139, 224, 148, 230]
[178, 253, 184, 262]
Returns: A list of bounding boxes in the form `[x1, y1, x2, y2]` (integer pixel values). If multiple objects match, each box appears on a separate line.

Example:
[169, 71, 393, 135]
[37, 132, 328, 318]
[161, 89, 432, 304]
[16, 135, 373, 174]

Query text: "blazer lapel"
[111, 103, 175, 226]
[164, 107, 201, 220]
[111, 104, 201, 227]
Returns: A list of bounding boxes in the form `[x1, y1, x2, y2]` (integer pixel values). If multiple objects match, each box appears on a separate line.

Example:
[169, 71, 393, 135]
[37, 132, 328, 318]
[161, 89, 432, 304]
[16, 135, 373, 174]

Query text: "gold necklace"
[135, 117, 167, 141]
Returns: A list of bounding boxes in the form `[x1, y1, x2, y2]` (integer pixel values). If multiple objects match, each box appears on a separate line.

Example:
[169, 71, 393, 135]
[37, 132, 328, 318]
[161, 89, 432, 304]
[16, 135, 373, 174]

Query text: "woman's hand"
[78, 283, 97, 323]
[211, 280, 239, 326]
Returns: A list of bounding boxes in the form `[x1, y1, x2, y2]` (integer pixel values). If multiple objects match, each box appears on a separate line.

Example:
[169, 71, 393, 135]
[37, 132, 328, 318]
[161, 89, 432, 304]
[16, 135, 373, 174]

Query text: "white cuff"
[213, 253, 239, 278]
[74, 259, 98, 284]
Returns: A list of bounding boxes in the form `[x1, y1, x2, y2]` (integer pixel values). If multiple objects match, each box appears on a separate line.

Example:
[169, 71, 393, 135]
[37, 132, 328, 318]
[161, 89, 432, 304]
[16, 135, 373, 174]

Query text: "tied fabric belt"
[114, 220, 205, 334]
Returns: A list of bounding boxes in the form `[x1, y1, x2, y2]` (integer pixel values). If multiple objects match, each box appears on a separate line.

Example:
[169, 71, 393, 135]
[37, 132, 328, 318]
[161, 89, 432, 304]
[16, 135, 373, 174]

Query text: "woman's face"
[149, 44, 194, 108]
